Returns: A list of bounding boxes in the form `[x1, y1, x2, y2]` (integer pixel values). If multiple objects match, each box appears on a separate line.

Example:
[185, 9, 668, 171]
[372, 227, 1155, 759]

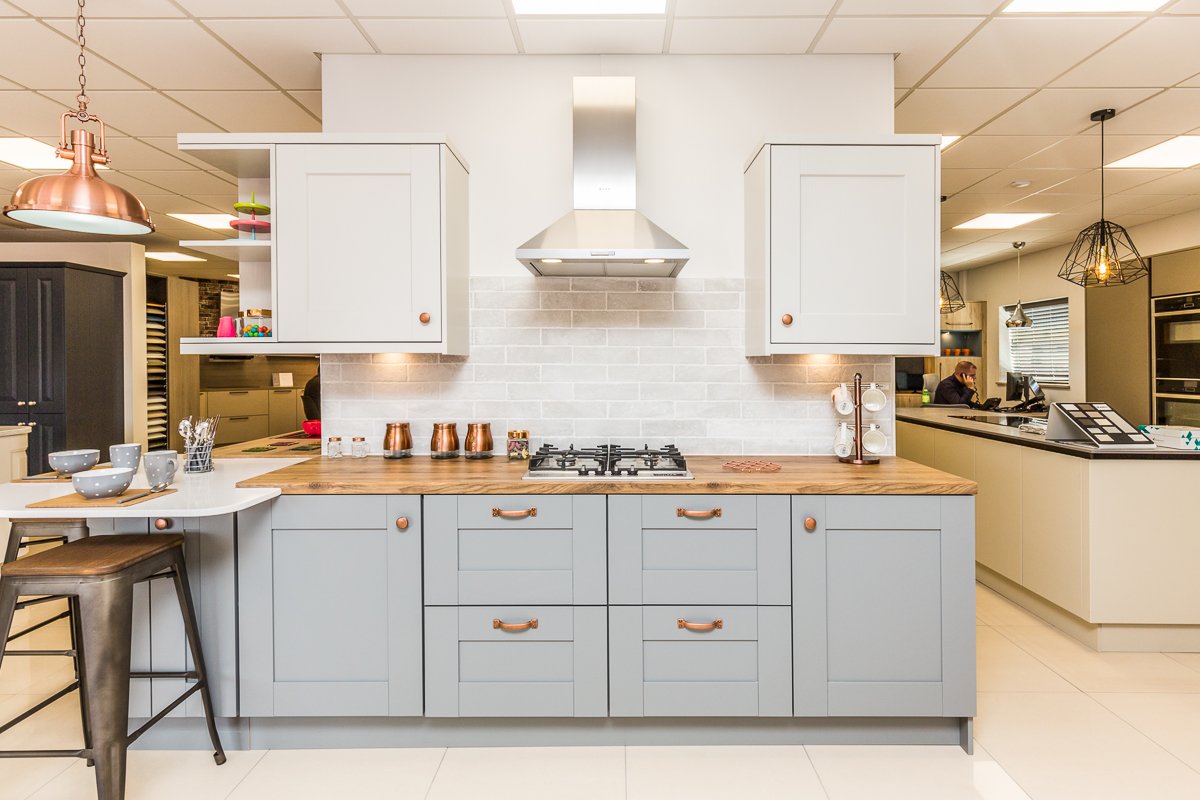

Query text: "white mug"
[863, 424, 887, 455]
[834, 423, 854, 458]
[832, 383, 854, 416]
[862, 383, 888, 412]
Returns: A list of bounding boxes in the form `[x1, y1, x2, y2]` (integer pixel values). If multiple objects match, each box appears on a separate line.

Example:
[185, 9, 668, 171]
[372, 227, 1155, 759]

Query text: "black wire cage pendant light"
[1059, 109, 1148, 287]
[939, 270, 966, 314]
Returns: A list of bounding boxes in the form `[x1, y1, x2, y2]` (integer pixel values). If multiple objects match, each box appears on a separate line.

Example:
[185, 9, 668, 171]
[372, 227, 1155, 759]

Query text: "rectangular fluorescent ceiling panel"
[146, 252, 206, 262]
[513, 0, 666, 13]
[1004, 0, 1168, 11]
[0, 137, 107, 169]
[1107, 136, 1200, 169]
[941, 136, 961, 150]
[954, 212, 1053, 229]
[168, 213, 237, 229]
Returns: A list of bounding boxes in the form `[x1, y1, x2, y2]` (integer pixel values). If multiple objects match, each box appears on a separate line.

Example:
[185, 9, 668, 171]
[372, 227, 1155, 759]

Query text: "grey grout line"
[421, 747, 449, 800]
[219, 748, 270, 800]
[799, 745, 832, 800]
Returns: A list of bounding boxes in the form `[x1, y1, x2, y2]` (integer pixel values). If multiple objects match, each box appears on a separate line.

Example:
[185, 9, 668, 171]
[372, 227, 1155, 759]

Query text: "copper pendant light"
[1006, 241, 1032, 328]
[3, 0, 154, 235]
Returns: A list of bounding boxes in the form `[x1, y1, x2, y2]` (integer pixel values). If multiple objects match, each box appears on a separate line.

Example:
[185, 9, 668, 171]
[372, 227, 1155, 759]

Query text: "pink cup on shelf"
[216, 316, 236, 338]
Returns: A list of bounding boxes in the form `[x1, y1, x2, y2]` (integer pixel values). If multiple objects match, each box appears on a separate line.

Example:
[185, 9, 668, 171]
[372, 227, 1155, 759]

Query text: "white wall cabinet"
[745, 139, 940, 356]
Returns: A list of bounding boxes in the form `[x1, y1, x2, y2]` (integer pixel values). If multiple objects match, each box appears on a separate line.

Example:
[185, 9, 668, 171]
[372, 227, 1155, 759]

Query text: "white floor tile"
[1165, 652, 1200, 674]
[0, 618, 75, 697]
[26, 750, 266, 800]
[976, 692, 1200, 800]
[995, 626, 1200, 693]
[0, 758, 74, 800]
[0, 693, 83, 752]
[425, 746, 625, 800]
[975, 586, 1047, 628]
[228, 747, 446, 800]
[977, 627, 1076, 693]
[626, 745, 827, 800]
[1091, 693, 1200, 773]
[806, 743, 1031, 800]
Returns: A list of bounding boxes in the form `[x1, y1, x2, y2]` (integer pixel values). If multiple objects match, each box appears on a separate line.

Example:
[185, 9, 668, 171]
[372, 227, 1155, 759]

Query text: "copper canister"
[464, 422, 494, 459]
[430, 422, 460, 459]
[383, 422, 413, 459]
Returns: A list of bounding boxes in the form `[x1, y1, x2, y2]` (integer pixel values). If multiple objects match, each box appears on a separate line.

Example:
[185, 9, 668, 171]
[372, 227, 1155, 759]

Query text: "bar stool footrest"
[6, 610, 70, 643]
[0, 681, 79, 736]
[126, 682, 205, 746]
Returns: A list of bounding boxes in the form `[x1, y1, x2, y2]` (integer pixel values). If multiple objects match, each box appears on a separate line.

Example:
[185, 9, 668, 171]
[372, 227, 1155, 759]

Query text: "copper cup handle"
[493, 618, 538, 632]
[395, 517, 409, 530]
[677, 618, 723, 632]
[782, 314, 794, 326]
[419, 312, 431, 324]
[804, 517, 817, 532]
[492, 507, 537, 519]
[676, 507, 722, 519]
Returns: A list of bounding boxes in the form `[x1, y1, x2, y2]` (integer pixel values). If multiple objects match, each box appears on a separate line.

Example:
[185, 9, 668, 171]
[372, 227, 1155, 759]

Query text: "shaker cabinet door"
[769, 145, 937, 349]
[274, 144, 443, 344]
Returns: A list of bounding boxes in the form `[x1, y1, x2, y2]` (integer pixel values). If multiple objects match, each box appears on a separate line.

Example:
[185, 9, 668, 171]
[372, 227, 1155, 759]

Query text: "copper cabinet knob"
[804, 517, 817, 532]
[419, 312, 431, 324]
[782, 314, 794, 326]
[154, 518, 171, 531]
[395, 516, 409, 530]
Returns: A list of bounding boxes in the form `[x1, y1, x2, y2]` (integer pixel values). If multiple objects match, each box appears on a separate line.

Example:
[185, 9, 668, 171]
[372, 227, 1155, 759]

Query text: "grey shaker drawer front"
[425, 606, 607, 718]
[825, 496, 940, 530]
[609, 605, 792, 717]
[642, 495, 757, 529]
[457, 495, 573, 529]
[425, 495, 606, 605]
[271, 495, 388, 530]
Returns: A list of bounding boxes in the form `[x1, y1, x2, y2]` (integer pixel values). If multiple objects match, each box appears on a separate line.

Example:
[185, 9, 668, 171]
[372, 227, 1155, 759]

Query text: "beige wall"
[1150, 248, 1200, 298]
[0, 242, 147, 445]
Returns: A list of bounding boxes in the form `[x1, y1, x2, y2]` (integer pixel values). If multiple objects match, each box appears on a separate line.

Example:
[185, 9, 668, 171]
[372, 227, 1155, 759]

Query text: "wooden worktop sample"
[235, 454, 976, 495]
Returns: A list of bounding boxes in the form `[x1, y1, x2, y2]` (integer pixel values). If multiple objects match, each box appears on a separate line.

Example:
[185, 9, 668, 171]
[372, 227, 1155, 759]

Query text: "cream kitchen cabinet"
[745, 138, 940, 356]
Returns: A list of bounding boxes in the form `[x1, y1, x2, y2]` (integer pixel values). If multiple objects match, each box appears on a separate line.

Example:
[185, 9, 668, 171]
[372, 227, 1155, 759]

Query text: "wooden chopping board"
[26, 488, 179, 509]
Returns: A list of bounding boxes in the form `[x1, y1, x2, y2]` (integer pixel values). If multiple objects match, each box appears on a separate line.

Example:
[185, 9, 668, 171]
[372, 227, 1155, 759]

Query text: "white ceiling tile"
[1101, 89, 1200, 134]
[941, 242, 1014, 267]
[42, 90, 223, 135]
[839, 0, 1004, 13]
[1054, 17, 1200, 88]
[122, 170, 237, 196]
[519, 19, 664, 53]
[958, 167, 1087, 194]
[101, 170, 184, 198]
[0, 1, 23, 14]
[0, 91, 79, 136]
[102, 137, 205, 170]
[1117, 166, 1200, 195]
[895, 88, 1031, 135]
[9, 0, 184, 16]
[942, 193, 1024, 214]
[1001, 193, 1094, 212]
[978, 87, 1160, 135]
[1048, 167, 1169, 195]
[138, 137, 225, 170]
[0, 75, 20, 89]
[1165, 0, 1200, 12]
[941, 227, 996, 246]
[941, 135, 1065, 168]
[288, 91, 322, 118]
[814, 17, 983, 87]
[346, 0, 506, 16]
[136, 194, 232, 214]
[0, 20, 147, 89]
[1180, 73, 1200, 87]
[178, 193, 239, 209]
[1140, 194, 1200, 215]
[0, 167, 36, 190]
[669, 17, 823, 53]
[177, 0, 346, 16]
[941, 168, 998, 194]
[1011, 134, 1169, 169]
[925, 18, 1139, 88]
[676, 0, 834, 15]
[204, 19, 374, 91]
[360, 18, 517, 53]
[1100, 192, 1182, 215]
[164, 91, 321, 132]
[44, 19, 270, 90]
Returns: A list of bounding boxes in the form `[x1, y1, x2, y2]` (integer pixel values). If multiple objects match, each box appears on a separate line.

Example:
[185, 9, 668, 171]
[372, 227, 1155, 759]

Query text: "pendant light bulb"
[1006, 241, 1032, 329]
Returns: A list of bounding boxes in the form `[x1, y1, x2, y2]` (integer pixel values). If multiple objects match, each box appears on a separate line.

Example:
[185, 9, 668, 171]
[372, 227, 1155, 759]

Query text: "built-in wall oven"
[1154, 292, 1200, 426]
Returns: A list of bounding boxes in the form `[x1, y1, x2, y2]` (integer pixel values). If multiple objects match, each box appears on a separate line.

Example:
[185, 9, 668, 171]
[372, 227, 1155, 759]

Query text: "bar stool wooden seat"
[0, 534, 225, 800]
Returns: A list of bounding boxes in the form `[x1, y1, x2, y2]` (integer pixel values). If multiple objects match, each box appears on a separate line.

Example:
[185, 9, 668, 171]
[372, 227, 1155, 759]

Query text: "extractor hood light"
[954, 212, 1053, 230]
[644, 258, 666, 264]
[146, 252, 206, 262]
[540, 258, 563, 264]
[513, 0, 666, 13]
[1004, 0, 1167, 11]
[940, 135, 961, 150]
[1107, 136, 1200, 169]
[0, 137, 106, 170]
[168, 212, 238, 229]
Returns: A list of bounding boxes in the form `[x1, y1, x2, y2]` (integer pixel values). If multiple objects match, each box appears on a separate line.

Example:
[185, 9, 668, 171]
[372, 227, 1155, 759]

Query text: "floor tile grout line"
[422, 746, 449, 800]
[220, 748, 270, 800]
[987, 625, 1094, 696]
[18, 757, 75, 800]
[1084, 692, 1200, 779]
[968, 737, 1039, 800]
[1165, 652, 1200, 675]
[623, 744, 628, 799]
[800, 745, 833, 800]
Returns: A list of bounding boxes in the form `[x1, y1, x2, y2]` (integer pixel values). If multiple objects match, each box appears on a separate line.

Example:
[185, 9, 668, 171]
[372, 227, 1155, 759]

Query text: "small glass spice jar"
[507, 429, 530, 460]
[351, 436, 369, 458]
[327, 436, 343, 458]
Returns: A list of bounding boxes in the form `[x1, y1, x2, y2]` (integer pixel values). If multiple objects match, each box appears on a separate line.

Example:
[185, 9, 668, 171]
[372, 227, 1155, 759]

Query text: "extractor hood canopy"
[516, 77, 690, 278]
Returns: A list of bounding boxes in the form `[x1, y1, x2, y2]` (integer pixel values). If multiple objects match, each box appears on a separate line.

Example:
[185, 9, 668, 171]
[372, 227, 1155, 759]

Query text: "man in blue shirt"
[934, 361, 978, 406]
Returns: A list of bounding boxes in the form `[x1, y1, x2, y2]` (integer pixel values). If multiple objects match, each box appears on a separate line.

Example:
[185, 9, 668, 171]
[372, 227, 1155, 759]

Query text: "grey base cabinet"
[239, 495, 423, 717]
[793, 496, 976, 718]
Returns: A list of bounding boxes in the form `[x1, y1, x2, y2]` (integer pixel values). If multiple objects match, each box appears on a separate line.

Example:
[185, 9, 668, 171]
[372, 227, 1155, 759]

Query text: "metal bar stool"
[0, 534, 225, 800]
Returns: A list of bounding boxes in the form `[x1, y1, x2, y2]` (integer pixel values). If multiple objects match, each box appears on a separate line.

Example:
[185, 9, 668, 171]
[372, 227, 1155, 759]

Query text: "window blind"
[1001, 299, 1070, 386]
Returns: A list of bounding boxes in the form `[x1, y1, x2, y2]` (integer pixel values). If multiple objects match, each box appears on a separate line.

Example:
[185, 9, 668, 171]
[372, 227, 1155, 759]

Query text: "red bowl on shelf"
[301, 419, 321, 438]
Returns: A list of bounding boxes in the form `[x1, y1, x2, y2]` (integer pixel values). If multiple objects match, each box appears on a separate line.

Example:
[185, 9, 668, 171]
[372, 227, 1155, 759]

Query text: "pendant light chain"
[75, 0, 91, 121]
[1099, 112, 1105, 222]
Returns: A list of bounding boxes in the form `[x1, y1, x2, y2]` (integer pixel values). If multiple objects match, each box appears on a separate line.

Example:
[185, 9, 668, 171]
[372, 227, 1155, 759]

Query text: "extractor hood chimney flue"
[516, 77, 690, 278]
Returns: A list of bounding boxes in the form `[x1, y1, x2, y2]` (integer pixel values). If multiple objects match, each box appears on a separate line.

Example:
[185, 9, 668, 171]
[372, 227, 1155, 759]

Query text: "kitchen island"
[1, 454, 978, 752]
[898, 407, 1200, 652]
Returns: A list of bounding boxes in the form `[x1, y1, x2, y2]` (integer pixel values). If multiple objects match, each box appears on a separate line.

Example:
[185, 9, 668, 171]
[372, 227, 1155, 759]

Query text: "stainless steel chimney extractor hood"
[516, 77, 689, 278]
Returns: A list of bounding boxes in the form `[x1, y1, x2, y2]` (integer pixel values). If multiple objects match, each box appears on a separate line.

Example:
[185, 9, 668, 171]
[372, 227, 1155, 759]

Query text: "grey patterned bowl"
[47, 449, 101, 476]
[72, 467, 134, 500]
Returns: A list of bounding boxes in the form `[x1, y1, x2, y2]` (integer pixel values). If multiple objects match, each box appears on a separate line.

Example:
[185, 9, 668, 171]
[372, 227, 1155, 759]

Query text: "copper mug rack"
[838, 373, 880, 467]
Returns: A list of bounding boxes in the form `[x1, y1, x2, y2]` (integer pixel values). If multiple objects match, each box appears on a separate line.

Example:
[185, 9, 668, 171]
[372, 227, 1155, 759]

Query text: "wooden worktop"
[235, 454, 976, 495]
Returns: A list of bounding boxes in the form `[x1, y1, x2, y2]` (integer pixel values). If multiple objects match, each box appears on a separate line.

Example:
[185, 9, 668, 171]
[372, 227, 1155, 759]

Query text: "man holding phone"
[933, 360, 979, 406]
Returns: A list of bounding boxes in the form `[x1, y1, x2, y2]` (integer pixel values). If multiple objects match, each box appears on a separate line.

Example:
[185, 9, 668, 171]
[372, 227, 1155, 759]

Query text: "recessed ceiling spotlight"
[1004, 0, 1168, 11]
[168, 213, 237, 229]
[1010, 179, 1033, 188]
[1107, 136, 1200, 169]
[145, 252, 206, 262]
[940, 135, 961, 151]
[513, 0, 666, 13]
[954, 212, 1053, 230]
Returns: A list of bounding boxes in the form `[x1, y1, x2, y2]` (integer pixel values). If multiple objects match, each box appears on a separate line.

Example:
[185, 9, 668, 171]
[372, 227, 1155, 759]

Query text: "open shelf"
[180, 239, 271, 260]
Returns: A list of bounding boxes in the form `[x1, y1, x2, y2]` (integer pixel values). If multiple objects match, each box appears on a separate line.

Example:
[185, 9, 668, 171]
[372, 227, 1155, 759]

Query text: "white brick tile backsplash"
[322, 277, 895, 456]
